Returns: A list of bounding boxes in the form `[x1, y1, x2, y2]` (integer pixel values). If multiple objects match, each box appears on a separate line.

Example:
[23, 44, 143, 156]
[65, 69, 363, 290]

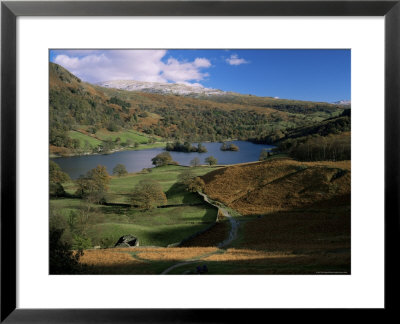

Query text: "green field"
[64, 165, 220, 204]
[68, 130, 102, 147]
[94, 129, 155, 144]
[65, 129, 165, 155]
[51, 165, 221, 248]
[127, 142, 166, 151]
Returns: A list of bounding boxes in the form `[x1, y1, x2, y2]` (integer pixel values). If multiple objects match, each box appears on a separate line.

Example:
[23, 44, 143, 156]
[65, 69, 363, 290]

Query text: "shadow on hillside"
[165, 182, 204, 205]
[100, 204, 130, 215]
[141, 214, 217, 247]
[200, 167, 228, 184]
[183, 195, 350, 254]
[79, 248, 351, 275]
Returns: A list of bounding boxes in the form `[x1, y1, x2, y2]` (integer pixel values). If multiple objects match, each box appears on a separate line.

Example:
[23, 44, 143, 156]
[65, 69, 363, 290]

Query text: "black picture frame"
[1, 0, 399, 322]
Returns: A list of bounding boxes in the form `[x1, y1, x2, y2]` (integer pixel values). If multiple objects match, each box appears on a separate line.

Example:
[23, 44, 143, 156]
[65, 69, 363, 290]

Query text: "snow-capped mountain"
[97, 80, 226, 96]
[332, 100, 351, 106]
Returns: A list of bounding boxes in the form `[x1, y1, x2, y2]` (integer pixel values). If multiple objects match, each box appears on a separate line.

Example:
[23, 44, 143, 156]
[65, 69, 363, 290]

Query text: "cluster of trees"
[54, 132, 148, 156]
[250, 110, 351, 162]
[108, 96, 131, 112]
[271, 112, 351, 162]
[131, 180, 167, 210]
[166, 141, 207, 153]
[249, 129, 285, 145]
[75, 165, 111, 204]
[250, 112, 350, 146]
[49, 160, 70, 197]
[288, 134, 350, 161]
[177, 169, 205, 193]
[190, 157, 201, 167]
[113, 164, 128, 177]
[98, 137, 148, 154]
[125, 91, 326, 142]
[151, 153, 218, 168]
[220, 143, 239, 151]
[149, 106, 280, 142]
[283, 114, 350, 140]
[49, 127, 81, 149]
[205, 156, 218, 166]
[151, 152, 178, 167]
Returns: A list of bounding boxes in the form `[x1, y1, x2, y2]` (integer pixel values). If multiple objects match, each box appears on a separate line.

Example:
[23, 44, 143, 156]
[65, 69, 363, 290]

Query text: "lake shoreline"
[49, 138, 243, 158]
[50, 142, 167, 158]
[52, 140, 276, 179]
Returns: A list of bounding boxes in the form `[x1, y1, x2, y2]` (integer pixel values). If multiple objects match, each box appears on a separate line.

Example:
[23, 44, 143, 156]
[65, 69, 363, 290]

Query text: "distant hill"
[332, 100, 351, 106]
[97, 79, 344, 115]
[197, 93, 344, 115]
[274, 110, 351, 161]
[281, 111, 350, 140]
[49, 62, 345, 153]
[49, 63, 161, 155]
[97, 80, 226, 96]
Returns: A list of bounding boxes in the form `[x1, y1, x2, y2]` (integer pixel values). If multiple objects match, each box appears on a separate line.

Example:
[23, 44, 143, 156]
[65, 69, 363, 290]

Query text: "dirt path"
[198, 192, 239, 248]
[161, 260, 203, 274]
[161, 193, 239, 274]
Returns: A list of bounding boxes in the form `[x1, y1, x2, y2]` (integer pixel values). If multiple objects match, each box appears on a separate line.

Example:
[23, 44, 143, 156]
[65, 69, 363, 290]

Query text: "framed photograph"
[1, 0, 399, 321]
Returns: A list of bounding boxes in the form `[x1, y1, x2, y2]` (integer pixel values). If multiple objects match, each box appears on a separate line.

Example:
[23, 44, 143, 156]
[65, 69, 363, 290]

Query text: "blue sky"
[50, 49, 350, 102]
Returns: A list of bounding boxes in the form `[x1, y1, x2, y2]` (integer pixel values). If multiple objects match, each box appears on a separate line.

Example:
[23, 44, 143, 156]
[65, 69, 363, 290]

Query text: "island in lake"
[49, 49, 351, 275]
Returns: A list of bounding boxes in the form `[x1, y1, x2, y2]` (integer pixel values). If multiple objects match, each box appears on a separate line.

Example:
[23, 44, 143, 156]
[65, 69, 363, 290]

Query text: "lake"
[51, 141, 275, 179]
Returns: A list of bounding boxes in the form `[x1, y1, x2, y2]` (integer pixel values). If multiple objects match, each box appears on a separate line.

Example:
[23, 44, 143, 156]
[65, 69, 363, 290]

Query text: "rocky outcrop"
[114, 235, 139, 247]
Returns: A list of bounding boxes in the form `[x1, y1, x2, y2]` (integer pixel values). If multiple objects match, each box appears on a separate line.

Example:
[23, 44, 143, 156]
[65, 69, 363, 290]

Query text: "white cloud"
[52, 50, 212, 85]
[160, 57, 210, 83]
[226, 54, 249, 66]
[193, 58, 212, 68]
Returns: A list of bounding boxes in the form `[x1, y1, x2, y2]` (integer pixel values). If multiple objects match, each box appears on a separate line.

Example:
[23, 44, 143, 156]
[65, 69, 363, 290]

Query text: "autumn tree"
[220, 143, 239, 151]
[50, 160, 70, 183]
[131, 180, 167, 210]
[190, 157, 201, 167]
[151, 152, 176, 167]
[197, 143, 207, 153]
[49, 160, 70, 197]
[187, 177, 205, 193]
[205, 156, 217, 166]
[75, 165, 110, 204]
[177, 168, 196, 187]
[113, 164, 128, 177]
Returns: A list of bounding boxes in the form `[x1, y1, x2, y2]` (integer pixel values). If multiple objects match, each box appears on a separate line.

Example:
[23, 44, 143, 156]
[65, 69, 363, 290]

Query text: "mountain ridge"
[97, 79, 227, 97]
[49, 62, 345, 155]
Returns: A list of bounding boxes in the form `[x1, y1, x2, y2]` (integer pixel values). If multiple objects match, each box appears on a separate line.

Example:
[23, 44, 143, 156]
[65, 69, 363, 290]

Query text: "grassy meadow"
[51, 126, 165, 157]
[51, 165, 221, 249]
[94, 129, 156, 144]
[68, 130, 103, 147]
[55, 157, 352, 275]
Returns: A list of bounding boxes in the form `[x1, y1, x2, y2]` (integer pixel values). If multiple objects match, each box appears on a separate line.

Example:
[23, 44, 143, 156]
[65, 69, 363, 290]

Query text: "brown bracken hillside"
[199, 158, 350, 260]
[78, 158, 351, 274]
[201, 158, 350, 215]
